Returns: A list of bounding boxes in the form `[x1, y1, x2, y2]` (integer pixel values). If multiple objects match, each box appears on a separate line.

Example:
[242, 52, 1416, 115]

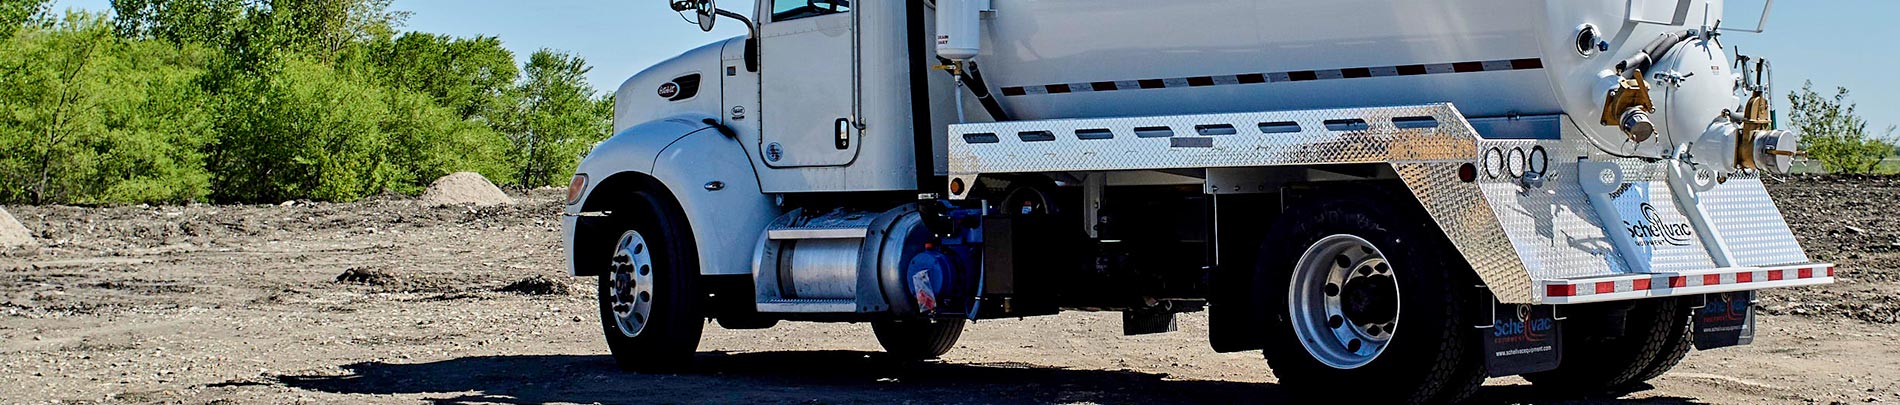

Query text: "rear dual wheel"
[1259, 192, 1486, 405]
[1523, 298, 1693, 393]
[873, 319, 967, 360]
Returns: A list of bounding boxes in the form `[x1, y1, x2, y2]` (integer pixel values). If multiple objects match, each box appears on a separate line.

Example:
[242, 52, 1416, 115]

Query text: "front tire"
[872, 319, 966, 360]
[1258, 191, 1486, 404]
[596, 191, 704, 373]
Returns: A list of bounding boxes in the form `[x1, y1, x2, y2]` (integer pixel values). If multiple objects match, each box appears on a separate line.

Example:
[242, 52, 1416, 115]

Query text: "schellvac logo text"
[1625, 203, 1694, 247]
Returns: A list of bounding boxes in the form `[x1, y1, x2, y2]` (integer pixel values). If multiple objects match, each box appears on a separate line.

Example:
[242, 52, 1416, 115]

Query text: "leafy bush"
[0, 0, 49, 37]
[0, 13, 216, 205]
[495, 49, 613, 187]
[208, 57, 398, 202]
[1787, 81, 1898, 174]
[0, 2, 612, 205]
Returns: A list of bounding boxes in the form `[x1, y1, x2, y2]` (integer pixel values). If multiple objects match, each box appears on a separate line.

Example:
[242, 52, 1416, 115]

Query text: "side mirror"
[670, 0, 718, 32]
[668, 0, 760, 72]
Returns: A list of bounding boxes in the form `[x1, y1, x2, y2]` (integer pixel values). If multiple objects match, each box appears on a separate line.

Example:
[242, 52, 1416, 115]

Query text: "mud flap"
[1693, 290, 1756, 350]
[1481, 301, 1563, 376]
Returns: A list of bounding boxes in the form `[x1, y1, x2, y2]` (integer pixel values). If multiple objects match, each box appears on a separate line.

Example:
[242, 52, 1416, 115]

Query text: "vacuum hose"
[1617, 31, 1693, 79]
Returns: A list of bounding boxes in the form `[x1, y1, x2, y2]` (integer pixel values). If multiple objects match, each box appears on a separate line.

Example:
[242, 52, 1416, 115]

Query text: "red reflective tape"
[1633, 278, 1653, 291]
[1595, 281, 1616, 294]
[1669, 276, 1687, 288]
[1548, 284, 1578, 297]
[1736, 272, 1754, 283]
[1827, 266, 1836, 277]
[1769, 269, 1786, 281]
[1799, 268, 1814, 279]
[1703, 274, 1721, 286]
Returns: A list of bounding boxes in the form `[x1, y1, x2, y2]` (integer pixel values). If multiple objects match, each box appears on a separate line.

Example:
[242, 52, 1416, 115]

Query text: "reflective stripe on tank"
[999, 58, 1544, 97]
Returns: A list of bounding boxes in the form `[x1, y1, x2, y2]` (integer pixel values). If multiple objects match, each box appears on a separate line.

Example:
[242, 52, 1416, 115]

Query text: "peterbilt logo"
[658, 82, 679, 99]
[1625, 203, 1694, 247]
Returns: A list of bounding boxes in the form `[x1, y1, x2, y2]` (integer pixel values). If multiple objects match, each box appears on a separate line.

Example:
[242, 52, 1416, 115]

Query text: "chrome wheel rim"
[1288, 234, 1400, 369]
[608, 230, 656, 338]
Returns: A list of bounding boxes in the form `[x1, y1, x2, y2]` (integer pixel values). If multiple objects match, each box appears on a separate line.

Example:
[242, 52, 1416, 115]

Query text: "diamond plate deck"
[945, 104, 1822, 304]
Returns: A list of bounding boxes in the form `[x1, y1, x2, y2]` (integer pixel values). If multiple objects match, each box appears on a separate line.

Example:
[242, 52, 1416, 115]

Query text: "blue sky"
[46, 0, 1899, 132]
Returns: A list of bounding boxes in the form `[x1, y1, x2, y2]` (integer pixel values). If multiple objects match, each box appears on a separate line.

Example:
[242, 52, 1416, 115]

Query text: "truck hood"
[612, 36, 742, 135]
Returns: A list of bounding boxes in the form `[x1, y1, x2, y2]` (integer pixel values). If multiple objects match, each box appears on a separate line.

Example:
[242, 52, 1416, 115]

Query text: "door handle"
[834, 118, 852, 150]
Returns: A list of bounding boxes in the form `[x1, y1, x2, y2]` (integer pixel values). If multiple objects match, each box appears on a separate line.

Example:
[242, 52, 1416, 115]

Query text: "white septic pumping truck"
[562, 0, 1828, 402]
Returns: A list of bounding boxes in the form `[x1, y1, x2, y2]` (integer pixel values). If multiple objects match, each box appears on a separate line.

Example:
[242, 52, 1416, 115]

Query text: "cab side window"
[772, 0, 849, 22]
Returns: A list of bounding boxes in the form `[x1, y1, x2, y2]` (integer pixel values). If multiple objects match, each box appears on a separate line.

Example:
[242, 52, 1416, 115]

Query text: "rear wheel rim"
[609, 230, 656, 338]
[1289, 234, 1400, 369]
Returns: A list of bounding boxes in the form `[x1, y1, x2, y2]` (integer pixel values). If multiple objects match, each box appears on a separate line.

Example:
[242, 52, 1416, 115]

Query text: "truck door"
[758, 0, 858, 168]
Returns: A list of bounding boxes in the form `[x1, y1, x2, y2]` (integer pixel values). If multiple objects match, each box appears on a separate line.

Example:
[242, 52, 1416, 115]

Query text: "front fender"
[571, 114, 719, 193]
[650, 128, 778, 276]
[564, 114, 778, 277]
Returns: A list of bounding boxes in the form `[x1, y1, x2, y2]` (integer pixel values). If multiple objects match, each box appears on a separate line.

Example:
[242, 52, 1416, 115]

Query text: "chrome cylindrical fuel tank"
[971, 0, 1744, 161]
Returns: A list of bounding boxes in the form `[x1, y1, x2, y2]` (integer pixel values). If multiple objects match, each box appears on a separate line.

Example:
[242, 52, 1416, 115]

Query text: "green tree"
[107, 0, 246, 45]
[496, 49, 612, 187]
[3, 2, 610, 204]
[266, 0, 407, 62]
[1787, 81, 1897, 174]
[357, 32, 518, 121]
[1, 0, 50, 37]
[206, 54, 515, 202]
[207, 56, 395, 202]
[381, 87, 515, 189]
[0, 12, 216, 204]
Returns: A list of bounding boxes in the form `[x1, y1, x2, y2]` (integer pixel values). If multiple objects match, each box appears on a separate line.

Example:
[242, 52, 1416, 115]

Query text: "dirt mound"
[499, 275, 572, 296]
[335, 267, 402, 286]
[419, 172, 513, 207]
[0, 207, 33, 248]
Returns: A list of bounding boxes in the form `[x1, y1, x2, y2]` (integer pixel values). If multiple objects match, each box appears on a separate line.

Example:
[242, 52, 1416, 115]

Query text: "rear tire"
[872, 319, 966, 360]
[1522, 299, 1684, 393]
[1258, 190, 1486, 405]
[596, 191, 704, 373]
[1633, 299, 1695, 383]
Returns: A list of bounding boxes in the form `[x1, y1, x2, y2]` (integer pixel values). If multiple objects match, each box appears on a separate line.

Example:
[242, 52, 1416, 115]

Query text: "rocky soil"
[1761, 175, 1900, 325]
[0, 178, 1895, 404]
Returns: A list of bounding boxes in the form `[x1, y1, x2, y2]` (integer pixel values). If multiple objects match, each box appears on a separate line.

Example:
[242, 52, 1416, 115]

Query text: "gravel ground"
[0, 178, 1895, 404]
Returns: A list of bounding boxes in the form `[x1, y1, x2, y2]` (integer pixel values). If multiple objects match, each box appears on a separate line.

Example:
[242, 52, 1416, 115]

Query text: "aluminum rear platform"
[945, 104, 1833, 304]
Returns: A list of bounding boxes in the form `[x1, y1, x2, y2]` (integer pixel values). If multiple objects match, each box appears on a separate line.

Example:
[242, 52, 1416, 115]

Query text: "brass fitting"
[1735, 91, 1773, 170]
[1600, 70, 1658, 142]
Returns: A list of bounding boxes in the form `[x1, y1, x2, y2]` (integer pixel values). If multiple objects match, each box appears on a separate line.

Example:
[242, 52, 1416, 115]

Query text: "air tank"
[964, 0, 1747, 161]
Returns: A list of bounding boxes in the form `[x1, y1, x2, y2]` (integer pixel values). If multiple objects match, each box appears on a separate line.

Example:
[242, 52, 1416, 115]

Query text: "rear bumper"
[1541, 263, 1835, 304]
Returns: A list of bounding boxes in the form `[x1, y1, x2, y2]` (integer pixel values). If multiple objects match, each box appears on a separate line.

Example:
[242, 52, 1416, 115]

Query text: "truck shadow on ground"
[271, 351, 1706, 404]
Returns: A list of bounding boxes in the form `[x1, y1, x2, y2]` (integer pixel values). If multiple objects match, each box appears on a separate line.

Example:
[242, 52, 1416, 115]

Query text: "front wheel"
[1258, 191, 1486, 405]
[596, 192, 703, 372]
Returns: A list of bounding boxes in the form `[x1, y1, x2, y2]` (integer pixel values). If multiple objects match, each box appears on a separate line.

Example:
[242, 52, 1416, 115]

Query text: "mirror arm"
[713, 9, 760, 72]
